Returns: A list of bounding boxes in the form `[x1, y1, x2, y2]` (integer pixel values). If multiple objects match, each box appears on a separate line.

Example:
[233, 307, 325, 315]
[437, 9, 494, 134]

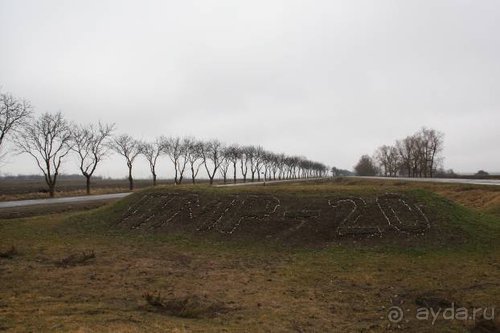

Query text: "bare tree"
[218, 150, 231, 184]
[246, 146, 258, 181]
[298, 158, 310, 178]
[224, 145, 241, 183]
[163, 137, 189, 184]
[179, 138, 196, 184]
[14, 112, 72, 197]
[185, 138, 203, 184]
[386, 145, 401, 177]
[283, 156, 293, 179]
[420, 127, 444, 178]
[276, 153, 286, 179]
[200, 139, 224, 185]
[374, 145, 390, 176]
[111, 134, 141, 190]
[287, 156, 301, 179]
[374, 145, 400, 177]
[0, 91, 32, 159]
[268, 153, 280, 180]
[239, 146, 251, 182]
[396, 136, 417, 177]
[140, 137, 164, 186]
[254, 146, 265, 181]
[377, 127, 444, 178]
[71, 122, 114, 194]
[261, 151, 274, 181]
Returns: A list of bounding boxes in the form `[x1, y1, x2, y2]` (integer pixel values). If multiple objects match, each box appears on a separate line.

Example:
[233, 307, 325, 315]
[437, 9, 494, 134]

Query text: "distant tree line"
[1, 89, 329, 197]
[111, 135, 329, 190]
[330, 167, 354, 177]
[354, 127, 444, 178]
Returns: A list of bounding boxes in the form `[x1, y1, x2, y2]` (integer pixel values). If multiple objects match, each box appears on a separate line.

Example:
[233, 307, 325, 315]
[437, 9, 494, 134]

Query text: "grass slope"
[71, 181, 500, 251]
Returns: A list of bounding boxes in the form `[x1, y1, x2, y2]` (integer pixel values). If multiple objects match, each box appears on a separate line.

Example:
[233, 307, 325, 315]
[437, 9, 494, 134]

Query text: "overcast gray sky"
[1, 0, 499, 178]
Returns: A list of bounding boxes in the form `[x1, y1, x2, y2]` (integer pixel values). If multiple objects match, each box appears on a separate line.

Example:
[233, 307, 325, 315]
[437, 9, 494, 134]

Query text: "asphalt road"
[352, 176, 500, 186]
[0, 192, 131, 209]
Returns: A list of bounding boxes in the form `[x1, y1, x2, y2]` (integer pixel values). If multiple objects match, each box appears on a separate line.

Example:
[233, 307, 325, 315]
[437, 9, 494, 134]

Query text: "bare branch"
[14, 112, 72, 197]
[111, 134, 140, 190]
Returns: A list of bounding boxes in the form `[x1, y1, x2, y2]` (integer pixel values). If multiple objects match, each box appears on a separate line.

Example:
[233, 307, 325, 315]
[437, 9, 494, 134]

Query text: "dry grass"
[55, 250, 96, 268]
[142, 292, 234, 318]
[0, 245, 17, 259]
[0, 212, 498, 332]
[435, 188, 500, 211]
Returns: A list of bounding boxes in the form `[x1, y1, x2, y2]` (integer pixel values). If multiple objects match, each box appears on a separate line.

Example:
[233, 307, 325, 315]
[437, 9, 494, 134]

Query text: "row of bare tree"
[1, 90, 328, 196]
[131, 136, 329, 187]
[366, 127, 444, 177]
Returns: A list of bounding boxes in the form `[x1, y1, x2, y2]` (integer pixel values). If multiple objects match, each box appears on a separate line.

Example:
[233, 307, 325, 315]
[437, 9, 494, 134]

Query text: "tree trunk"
[128, 167, 134, 190]
[86, 176, 91, 195]
[233, 162, 237, 184]
[49, 184, 55, 198]
[152, 173, 157, 186]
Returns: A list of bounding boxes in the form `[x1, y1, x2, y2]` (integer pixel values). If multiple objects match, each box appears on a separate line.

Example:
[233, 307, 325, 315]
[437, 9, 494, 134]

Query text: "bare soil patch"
[113, 190, 457, 247]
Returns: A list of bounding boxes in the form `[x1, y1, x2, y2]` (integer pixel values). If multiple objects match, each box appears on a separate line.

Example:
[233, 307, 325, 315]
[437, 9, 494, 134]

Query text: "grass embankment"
[0, 179, 499, 332]
[93, 179, 500, 250]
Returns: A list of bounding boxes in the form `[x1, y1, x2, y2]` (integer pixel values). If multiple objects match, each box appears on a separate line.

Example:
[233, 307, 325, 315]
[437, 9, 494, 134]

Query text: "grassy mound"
[73, 184, 500, 249]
